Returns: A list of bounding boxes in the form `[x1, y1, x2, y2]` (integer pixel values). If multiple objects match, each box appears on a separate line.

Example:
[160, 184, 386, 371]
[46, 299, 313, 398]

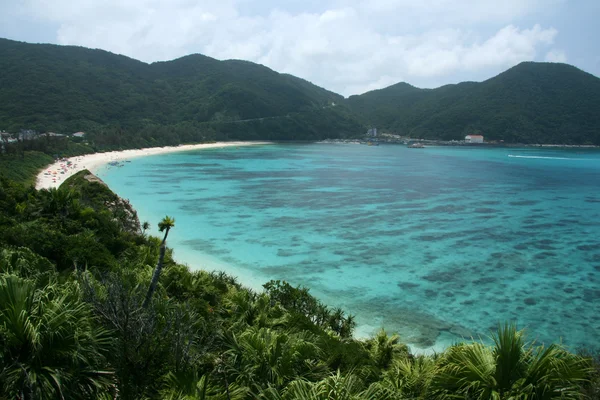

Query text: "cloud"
[18, 0, 564, 95]
[545, 49, 567, 63]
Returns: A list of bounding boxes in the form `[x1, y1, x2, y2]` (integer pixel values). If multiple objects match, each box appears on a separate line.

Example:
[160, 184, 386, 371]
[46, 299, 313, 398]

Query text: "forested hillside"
[347, 62, 600, 144]
[1, 38, 600, 145]
[0, 38, 362, 143]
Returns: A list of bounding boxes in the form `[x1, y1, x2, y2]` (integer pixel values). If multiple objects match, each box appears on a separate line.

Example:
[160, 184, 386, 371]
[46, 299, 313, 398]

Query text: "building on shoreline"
[465, 134, 484, 143]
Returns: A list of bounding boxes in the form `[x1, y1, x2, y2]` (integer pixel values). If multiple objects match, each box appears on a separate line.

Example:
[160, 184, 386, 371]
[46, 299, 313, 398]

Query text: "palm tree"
[160, 371, 247, 400]
[366, 328, 409, 370]
[36, 187, 80, 219]
[0, 275, 113, 399]
[225, 327, 325, 393]
[379, 355, 435, 398]
[431, 323, 591, 399]
[225, 290, 283, 329]
[143, 216, 175, 308]
[259, 371, 401, 400]
[141, 221, 150, 236]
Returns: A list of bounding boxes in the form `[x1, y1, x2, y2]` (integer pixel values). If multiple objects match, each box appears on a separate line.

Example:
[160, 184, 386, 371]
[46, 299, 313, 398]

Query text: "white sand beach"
[35, 141, 271, 190]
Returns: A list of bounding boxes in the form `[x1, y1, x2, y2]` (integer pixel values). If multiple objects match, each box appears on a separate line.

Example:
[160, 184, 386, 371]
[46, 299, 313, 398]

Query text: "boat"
[408, 143, 425, 148]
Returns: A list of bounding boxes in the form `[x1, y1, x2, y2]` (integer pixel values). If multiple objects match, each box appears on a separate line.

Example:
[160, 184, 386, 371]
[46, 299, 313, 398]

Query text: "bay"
[96, 143, 600, 351]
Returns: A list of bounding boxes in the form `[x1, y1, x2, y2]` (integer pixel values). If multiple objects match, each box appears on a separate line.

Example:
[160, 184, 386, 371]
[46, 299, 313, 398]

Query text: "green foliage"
[0, 273, 113, 399]
[365, 328, 410, 370]
[160, 372, 248, 400]
[347, 62, 600, 144]
[0, 38, 363, 143]
[0, 151, 54, 186]
[431, 323, 592, 399]
[225, 327, 326, 393]
[0, 173, 142, 271]
[159, 215, 176, 234]
[2, 38, 599, 150]
[263, 280, 356, 338]
[380, 356, 436, 398]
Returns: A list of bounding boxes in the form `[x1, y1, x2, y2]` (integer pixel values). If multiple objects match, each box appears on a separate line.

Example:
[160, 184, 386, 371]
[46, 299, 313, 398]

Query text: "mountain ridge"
[0, 37, 359, 143]
[347, 61, 600, 144]
[1, 37, 600, 144]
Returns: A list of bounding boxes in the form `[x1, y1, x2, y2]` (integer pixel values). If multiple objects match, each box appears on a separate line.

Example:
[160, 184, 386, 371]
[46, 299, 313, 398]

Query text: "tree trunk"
[143, 229, 169, 308]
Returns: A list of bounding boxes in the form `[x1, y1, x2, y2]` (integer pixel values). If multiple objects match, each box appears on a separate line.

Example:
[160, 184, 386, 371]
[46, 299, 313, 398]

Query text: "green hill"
[347, 62, 600, 144]
[2, 37, 600, 145]
[0, 38, 361, 141]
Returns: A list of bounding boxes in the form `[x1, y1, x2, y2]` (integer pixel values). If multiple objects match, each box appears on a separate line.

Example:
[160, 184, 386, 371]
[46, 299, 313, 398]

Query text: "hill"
[347, 62, 600, 144]
[0, 38, 362, 143]
[2, 38, 600, 145]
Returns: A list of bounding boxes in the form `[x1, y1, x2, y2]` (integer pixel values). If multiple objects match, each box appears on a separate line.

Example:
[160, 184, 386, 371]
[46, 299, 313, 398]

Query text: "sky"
[1, 0, 598, 96]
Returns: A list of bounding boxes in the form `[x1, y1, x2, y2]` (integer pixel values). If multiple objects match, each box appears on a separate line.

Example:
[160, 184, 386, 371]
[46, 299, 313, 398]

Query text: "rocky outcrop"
[65, 170, 141, 234]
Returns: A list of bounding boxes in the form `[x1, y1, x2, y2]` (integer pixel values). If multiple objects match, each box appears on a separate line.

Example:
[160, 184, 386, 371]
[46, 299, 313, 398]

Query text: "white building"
[465, 134, 484, 143]
[366, 128, 378, 137]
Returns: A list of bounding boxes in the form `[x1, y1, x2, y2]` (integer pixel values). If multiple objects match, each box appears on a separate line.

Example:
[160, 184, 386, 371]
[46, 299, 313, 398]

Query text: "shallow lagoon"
[97, 144, 600, 351]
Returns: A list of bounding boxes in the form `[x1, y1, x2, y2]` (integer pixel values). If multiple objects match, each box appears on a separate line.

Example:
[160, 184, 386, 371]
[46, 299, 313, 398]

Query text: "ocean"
[96, 143, 600, 351]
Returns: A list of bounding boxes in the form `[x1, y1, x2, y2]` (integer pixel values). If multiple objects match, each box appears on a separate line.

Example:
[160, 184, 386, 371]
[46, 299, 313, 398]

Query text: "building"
[18, 129, 38, 141]
[40, 132, 66, 137]
[366, 128, 378, 137]
[465, 134, 484, 143]
[72, 132, 86, 138]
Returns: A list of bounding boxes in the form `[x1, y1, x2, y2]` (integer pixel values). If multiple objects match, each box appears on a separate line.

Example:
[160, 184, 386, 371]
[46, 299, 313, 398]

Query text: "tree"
[259, 370, 402, 400]
[142, 220, 150, 236]
[366, 328, 409, 370]
[143, 216, 175, 308]
[224, 327, 325, 394]
[160, 372, 248, 400]
[378, 355, 435, 398]
[0, 275, 113, 399]
[81, 269, 208, 400]
[36, 187, 80, 220]
[431, 323, 591, 399]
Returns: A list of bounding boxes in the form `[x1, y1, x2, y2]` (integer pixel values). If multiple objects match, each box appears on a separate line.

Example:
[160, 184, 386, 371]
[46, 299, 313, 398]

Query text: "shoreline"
[34, 140, 471, 350]
[318, 138, 600, 148]
[35, 141, 272, 190]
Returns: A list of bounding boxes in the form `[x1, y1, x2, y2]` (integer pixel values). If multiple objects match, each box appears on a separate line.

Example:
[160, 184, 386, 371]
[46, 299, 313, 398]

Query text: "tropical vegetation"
[0, 37, 363, 145]
[346, 62, 600, 144]
[2, 37, 600, 146]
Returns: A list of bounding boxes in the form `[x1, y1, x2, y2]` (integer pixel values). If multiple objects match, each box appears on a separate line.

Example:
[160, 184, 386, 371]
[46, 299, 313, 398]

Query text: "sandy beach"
[35, 141, 271, 190]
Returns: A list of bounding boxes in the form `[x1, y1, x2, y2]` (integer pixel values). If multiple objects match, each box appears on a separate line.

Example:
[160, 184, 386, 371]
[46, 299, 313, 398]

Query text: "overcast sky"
[1, 0, 598, 96]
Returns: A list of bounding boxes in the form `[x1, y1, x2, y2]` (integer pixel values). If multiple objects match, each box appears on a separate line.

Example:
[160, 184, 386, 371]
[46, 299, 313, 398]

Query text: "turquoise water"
[96, 144, 600, 351]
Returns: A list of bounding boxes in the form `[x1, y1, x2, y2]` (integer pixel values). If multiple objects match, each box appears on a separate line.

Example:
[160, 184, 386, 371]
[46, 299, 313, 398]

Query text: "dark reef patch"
[473, 208, 498, 214]
[509, 200, 539, 206]
[422, 270, 459, 282]
[578, 243, 600, 251]
[398, 282, 420, 290]
[524, 297, 537, 305]
[583, 289, 600, 303]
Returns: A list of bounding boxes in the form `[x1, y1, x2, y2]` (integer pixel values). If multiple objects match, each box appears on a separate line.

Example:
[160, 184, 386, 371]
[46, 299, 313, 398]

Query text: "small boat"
[408, 143, 425, 148]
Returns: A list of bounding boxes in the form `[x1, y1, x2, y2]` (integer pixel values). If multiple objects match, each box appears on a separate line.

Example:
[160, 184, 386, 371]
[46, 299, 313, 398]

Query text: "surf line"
[507, 155, 587, 160]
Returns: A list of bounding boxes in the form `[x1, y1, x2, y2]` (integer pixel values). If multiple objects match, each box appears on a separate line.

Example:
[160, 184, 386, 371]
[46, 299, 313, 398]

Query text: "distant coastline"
[318, 138, 600, 148]
[35, 141, 273, 190]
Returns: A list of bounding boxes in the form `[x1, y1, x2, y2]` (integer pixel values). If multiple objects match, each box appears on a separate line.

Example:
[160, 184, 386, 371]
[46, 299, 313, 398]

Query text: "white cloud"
[545, 49, 567, 63]
[19, 0, 564, 95]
